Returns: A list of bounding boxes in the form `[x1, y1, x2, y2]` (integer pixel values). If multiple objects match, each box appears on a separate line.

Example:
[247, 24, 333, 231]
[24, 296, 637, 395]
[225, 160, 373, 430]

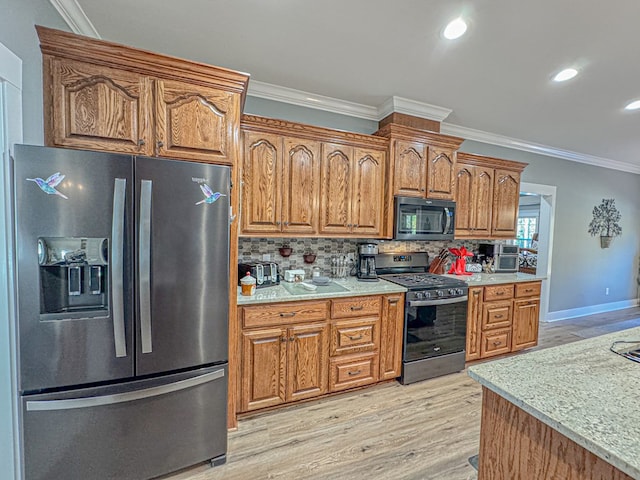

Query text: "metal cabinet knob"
[138, 139, 146, 146]
[157, 141, 164, 148]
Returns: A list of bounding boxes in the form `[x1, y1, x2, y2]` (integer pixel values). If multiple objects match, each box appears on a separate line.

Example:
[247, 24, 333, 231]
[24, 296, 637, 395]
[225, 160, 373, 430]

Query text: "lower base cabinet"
[238, 293, 404, 414]
[466, 281, 541, 362]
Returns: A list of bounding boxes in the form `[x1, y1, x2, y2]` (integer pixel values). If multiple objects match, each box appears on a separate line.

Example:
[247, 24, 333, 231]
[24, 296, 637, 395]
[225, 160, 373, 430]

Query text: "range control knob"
[457, 288, 465, 295]
[437, 290, 445, 297]
[415, 292, 424, 299]
[448, 288, 457, 295]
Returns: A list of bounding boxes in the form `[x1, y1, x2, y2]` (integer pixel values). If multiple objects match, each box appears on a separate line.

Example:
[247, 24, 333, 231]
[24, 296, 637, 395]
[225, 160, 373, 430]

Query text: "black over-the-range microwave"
[393, 196, 456, 241]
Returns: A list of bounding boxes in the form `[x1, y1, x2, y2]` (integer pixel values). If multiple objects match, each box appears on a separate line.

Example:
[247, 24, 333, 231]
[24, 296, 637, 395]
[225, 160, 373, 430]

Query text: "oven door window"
[397, 205, 444, 235]
[404, 300, 468, 361]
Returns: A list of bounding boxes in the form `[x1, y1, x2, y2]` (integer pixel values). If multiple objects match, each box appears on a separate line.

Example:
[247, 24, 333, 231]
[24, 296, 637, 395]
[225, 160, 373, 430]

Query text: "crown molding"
[441, 122, 640, 175]
[248, 80, 640, 174]
[247, 80, 379, 120]
[49, 0, 100, 38]
[377, 96, 452, 122]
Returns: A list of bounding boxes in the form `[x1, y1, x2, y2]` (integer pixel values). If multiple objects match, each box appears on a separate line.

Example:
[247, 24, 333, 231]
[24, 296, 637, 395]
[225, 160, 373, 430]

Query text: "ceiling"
[52, 0, 640, 173]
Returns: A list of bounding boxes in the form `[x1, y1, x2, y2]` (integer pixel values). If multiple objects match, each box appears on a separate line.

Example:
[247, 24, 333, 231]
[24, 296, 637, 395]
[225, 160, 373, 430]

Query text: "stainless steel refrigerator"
[12, 145, 231, 480]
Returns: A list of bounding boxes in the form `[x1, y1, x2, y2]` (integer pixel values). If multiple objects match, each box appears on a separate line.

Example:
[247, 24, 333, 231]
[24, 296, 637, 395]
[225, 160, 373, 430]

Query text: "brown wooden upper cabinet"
[241, 130, 320, 235]
[375, 123, 464, 201]
[454, 152, 527, 239]
[319, 144, 385, 236]
[37, 26, 248, 165]
[240, 115, 387, 238]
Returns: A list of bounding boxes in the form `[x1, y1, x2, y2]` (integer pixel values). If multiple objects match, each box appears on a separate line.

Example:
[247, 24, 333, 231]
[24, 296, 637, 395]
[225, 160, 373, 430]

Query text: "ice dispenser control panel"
[38, 237, 109, 318]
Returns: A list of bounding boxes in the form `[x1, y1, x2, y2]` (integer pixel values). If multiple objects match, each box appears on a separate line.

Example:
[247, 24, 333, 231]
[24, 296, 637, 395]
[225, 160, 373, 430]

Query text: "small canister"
[240, 272, 257, 296]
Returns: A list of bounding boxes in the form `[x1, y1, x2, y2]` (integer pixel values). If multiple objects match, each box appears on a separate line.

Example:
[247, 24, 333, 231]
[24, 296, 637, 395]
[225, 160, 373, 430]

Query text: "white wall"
[0, 40, 22, 480]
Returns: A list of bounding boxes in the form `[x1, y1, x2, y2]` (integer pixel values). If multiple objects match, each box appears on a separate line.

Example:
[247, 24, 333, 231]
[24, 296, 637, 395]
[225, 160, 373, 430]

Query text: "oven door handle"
[408, 295, 468, 307]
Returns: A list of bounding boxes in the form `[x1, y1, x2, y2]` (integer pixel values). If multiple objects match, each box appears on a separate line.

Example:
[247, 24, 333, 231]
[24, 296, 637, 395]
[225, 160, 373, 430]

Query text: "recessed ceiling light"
[443, 18, 467, 40]
[553, 68, 578, 82]
[624, 100, 640, 110]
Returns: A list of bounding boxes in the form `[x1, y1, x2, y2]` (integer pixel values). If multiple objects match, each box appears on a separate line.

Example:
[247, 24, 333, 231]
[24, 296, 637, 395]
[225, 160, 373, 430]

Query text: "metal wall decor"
[588, 198, 622, 248]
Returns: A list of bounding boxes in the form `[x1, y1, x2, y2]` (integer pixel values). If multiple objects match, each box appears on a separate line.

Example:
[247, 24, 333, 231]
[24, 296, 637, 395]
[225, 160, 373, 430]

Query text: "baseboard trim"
[545, 299, 640, 322]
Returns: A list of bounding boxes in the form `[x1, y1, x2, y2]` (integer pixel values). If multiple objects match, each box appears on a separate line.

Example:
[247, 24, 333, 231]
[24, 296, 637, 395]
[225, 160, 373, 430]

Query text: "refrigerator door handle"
[111, 178, 127, 358]
[139, 179, 153, 354]
[25, 368, 225, 411]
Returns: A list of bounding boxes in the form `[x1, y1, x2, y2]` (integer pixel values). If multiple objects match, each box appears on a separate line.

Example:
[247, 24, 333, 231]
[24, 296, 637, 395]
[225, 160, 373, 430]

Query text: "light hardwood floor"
[162, 307, 640, 480]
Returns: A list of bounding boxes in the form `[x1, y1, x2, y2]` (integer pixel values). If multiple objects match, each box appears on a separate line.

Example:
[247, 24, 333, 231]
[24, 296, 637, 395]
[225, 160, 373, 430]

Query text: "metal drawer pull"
[350, 305, 364, 311]
[493, 341, 502, 346]
[279, 312, 296, 317]
[495, 314, 504, 319]
[524, 289, 533, 292]
[289, 336, 295, 342]
[348, 334, 364, 341]
[347, 370, 362, 376]
[280, 337, 287, 342]
[496, 291, 505, 295]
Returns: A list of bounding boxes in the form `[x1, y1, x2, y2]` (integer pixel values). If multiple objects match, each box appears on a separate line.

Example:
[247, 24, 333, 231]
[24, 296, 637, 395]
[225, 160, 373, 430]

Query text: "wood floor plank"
[160, 307, 640, 480]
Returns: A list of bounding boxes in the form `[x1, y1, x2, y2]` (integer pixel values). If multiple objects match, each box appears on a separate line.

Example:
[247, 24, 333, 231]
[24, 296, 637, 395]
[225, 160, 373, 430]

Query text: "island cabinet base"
[478, 387, 633, 480]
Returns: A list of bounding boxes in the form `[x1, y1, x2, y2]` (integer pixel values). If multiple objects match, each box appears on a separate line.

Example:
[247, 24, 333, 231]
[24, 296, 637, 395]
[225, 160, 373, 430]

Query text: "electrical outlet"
[605, 287, 610, 295]
[347, 252, 355, 262]
[262, 253, 271, 261]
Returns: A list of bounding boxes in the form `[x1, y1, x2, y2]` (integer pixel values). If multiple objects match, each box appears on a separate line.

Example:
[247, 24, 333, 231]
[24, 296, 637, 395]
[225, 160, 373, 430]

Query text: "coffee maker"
[357, 243, 379, 282]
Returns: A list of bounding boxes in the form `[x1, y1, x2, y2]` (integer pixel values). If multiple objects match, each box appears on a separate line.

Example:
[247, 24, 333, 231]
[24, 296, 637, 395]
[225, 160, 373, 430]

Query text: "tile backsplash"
[238, 237, 481, 276]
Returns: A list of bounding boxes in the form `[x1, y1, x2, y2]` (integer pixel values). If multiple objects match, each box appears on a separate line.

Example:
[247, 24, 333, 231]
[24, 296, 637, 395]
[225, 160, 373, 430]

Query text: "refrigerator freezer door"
[13, 145, 134, 393]
[134, 157, 230, 375]
[22, 364, 228, 480]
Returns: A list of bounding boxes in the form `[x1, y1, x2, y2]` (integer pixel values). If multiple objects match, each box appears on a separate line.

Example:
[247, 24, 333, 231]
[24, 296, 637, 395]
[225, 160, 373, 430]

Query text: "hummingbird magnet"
[26, 172, 68, 199]
[195, 183, 226, 205]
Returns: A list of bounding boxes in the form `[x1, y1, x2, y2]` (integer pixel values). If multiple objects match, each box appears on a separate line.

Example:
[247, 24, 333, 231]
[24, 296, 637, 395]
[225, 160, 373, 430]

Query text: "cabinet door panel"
[319, 144, 352, 234]
[512, 298, 540, 351]
[492, 169, 521, 237]
[241, 132, 282, 234]
[454, 165, 474, 237]
[393, 141, 426, 197]
[287, 323, 328, 402]
[379, 294, 404, 380]
[49, 58, 152, 154]
[473, 168, 494, 236]
[241, 328, 286, 412]
[352, 148, 384, 236]
[282, 138, 320, 234]
[427, 147, 456, 200]
[466, 287, 483, 361]
[155, 79, 239, 164]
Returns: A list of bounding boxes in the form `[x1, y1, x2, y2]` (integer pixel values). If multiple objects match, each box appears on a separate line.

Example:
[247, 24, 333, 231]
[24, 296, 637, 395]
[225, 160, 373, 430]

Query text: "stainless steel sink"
[280, 281, 349, 296]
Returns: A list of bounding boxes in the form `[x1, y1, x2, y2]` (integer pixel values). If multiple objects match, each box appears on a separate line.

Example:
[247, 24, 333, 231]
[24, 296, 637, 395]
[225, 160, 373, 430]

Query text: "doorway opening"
[519, 182, 556, 322]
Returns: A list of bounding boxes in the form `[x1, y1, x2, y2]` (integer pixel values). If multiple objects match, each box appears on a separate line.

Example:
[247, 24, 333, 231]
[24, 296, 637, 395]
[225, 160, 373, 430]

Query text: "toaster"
[238, 261, 280, 288]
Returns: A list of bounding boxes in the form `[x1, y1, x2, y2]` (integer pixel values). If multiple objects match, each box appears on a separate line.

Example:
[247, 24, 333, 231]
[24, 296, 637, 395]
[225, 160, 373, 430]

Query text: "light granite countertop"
[468, 328, 640, 478]
[443, 271, 547, 286]
[237, 277, 407, 305]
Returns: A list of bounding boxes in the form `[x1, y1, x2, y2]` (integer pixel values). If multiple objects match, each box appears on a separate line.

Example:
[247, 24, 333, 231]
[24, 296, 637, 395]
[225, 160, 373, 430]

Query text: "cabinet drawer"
[331, 296, 381, 319]
[329, 353, 378, 392]
[482, 301, 512, 330]
[330, 317, 379, 356]
[241, 301, 328, 328]
[515, 281, 541, 298]
[480, 330, 512, 358]
[483, 284, 514, 302]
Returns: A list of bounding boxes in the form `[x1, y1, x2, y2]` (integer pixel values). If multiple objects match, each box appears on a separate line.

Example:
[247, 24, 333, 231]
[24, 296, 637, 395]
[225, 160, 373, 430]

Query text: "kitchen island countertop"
[468, 326, 640, 478]
[237, 277, 407, 305]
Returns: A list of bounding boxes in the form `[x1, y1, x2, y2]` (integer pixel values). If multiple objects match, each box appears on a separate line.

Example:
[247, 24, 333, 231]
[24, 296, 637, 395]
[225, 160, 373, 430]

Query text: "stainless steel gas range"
[376, 253, 468, 384]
